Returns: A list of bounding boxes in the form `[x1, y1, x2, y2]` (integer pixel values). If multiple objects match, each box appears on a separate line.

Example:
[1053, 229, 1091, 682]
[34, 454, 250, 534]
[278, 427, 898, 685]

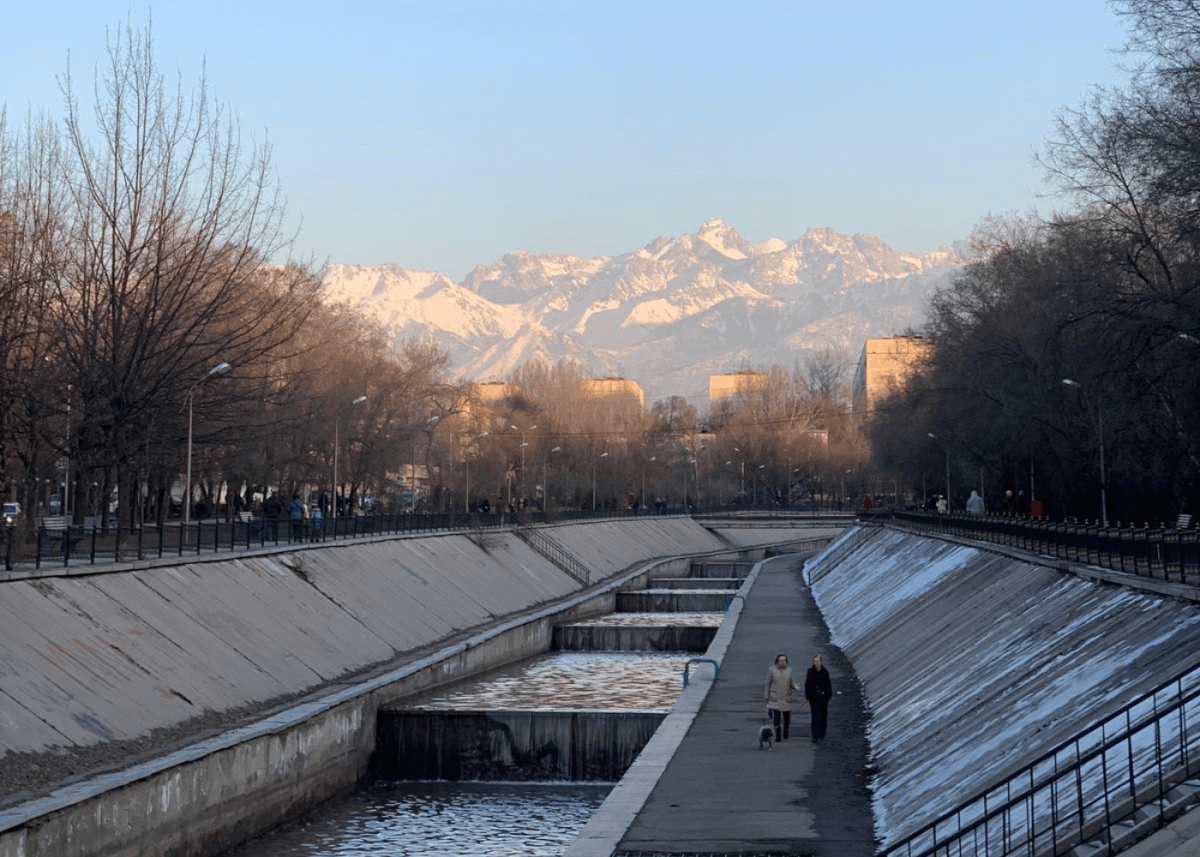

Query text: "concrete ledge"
[563, 560, 763, 857]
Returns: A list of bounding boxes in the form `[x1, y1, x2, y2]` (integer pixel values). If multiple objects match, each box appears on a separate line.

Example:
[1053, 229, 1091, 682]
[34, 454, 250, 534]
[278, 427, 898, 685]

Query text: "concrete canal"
[219, 562, 744, 856]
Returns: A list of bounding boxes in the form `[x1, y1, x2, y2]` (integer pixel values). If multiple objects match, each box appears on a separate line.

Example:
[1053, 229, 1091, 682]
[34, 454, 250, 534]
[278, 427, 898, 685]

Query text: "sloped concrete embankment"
[0, 517, 820, 857]
[804, 525, 1200, 850]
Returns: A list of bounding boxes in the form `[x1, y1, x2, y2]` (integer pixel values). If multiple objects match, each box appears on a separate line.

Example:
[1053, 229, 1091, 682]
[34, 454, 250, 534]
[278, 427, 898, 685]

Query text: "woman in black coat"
[804, 654, 833, 743]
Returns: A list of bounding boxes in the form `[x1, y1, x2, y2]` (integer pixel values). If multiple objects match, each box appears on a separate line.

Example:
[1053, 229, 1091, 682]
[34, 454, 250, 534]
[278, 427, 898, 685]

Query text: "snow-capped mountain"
[319, 219, 968, 405]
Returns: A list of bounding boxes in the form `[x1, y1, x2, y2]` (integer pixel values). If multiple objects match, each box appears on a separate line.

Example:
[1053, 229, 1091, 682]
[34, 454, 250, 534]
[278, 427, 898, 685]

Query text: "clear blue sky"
[4, 1, 1130, 280]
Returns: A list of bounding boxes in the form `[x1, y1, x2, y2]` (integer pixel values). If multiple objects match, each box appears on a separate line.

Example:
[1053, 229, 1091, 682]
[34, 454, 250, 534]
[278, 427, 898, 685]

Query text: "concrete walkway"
[570, 553, 877, 857]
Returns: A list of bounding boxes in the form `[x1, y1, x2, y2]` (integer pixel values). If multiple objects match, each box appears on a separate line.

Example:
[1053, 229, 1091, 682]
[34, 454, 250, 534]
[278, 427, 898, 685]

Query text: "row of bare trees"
[0, 21, 463, 530]
[414, 351, 863, 516]
[2, 18, 870, 530]
[868, 0, 1200, 525]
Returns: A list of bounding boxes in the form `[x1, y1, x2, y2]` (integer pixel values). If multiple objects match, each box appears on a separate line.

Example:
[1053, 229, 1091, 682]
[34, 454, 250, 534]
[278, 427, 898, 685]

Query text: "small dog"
[758, 724, 775, 751]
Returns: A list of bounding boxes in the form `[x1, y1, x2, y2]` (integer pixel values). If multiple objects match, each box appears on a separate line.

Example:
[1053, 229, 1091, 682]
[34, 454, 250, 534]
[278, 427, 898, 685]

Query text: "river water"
[223, 781, 610, 857]
[222, 615, 722, 856]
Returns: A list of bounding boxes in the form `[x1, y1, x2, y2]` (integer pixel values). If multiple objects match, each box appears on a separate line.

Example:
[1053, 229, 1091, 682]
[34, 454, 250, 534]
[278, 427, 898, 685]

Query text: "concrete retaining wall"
[805, 524, 1200, 848]
[0, 517, 834, 857]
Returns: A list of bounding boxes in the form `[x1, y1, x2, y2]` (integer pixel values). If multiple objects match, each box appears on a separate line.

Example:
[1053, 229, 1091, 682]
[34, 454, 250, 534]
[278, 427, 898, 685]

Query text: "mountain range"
[318, 219, 969, 406]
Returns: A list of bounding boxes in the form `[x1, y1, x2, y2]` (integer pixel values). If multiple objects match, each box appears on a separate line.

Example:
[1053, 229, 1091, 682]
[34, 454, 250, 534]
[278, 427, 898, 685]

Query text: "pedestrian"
[936, 494, 947, 514]
[804, 654, 833, 743]
[1001, 489, 1017, 515]
[288, 494, 308, 541]
[309, 505, 323, 541]
[966, 490, 985, 515]
[763, 653, 799, 742]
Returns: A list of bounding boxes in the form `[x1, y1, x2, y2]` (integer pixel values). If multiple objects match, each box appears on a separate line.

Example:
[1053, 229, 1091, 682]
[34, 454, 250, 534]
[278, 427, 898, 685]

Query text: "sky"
[3, 1, 1132, 280]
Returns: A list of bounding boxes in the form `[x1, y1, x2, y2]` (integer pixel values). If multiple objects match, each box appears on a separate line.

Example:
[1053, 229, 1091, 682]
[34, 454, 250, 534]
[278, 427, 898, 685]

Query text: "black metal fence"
[883, 661, 1200, 857]
[6, 506, 695, 571]
[872, 510, 1200, 586]
[0, 499, 851, 572]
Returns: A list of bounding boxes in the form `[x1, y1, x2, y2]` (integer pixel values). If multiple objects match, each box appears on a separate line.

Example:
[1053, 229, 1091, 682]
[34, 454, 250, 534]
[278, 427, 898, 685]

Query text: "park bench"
[39, 516, 84, 554]
[1175, 513, 1194, 530]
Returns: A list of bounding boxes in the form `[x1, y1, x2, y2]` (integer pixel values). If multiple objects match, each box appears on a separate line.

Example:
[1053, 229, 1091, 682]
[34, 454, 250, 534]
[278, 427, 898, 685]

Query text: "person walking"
[763, 653, 799, 742]
[804, 654, 833, 743]
[309, 505, 323, 541]
[966, 490, 985, 515]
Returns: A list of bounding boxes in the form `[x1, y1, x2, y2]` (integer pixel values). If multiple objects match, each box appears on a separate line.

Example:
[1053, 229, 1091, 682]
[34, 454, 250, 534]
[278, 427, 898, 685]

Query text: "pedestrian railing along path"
[8, 507, 690, 572]
[884, 659, 1200, 857]
[4, 501, 844, 573]
[875, 510, 1200, 586]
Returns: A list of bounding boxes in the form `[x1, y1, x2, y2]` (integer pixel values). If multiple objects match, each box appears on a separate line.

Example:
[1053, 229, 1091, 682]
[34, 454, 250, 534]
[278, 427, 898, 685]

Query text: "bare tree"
[52, 18, 317, 527]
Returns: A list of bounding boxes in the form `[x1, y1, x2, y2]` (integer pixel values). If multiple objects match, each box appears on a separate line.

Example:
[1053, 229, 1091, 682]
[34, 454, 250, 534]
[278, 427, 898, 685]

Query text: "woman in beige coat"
[764, 653, 799, 741]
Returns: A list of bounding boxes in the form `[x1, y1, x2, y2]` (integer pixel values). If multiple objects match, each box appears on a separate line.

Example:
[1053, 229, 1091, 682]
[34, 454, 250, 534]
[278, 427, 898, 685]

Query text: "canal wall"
[0, 517, 838, 857]
[805, 523, 1200, 849]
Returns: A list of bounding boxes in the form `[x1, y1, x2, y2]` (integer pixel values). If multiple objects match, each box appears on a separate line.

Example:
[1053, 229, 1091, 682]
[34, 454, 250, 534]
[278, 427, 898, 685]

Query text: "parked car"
[3, 502, 19, 525]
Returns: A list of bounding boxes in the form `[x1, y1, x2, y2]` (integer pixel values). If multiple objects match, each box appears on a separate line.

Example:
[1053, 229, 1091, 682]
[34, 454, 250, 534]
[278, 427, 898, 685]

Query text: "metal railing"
[872, 510, 1200, 586]
[2, 500, 849, 573]
[4, 506, 693, 572]
[510, 523, 592, 585]
[883, 662, 1200, 857]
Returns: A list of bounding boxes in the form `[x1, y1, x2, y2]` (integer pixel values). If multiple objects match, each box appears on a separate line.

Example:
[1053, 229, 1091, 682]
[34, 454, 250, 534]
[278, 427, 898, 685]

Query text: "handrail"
[683, 657, 719, 688]
[874, 510, 1200, 589]
[882, 649, 1200, 856]
[8, 502, 845, 573]
[510, 524, 591, 585]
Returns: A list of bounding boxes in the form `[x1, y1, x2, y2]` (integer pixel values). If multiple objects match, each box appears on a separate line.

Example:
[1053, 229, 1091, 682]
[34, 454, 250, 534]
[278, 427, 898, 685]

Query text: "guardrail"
[4, 507, 690, 571]
[0, 500, 851, 572]
[872, 510, 1200, 585]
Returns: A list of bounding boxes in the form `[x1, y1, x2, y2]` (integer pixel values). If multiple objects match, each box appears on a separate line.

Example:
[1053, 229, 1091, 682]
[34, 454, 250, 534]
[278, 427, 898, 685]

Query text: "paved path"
[612, 553, 877, 856]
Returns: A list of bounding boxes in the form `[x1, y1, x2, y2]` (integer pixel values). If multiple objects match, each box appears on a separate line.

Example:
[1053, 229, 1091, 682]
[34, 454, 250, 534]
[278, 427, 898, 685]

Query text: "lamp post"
[928, 433, 950, 510]
[412, 415, 439, 511]
[465, 431, 489, 516]
[593, 451, 608, 511]
[332, 394, 367, 520]
[643, 456, 656, 512]
[1063, 379, 1107, 524]
[511, 424, 537, 504]
[542, 446, 560, 513]
[184, 361, 231, 527]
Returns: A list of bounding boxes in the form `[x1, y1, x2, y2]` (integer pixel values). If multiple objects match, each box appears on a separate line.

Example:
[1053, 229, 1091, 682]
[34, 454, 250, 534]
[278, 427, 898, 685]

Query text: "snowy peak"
[319, 221, 968, 404]
[694, 218, 758, 260]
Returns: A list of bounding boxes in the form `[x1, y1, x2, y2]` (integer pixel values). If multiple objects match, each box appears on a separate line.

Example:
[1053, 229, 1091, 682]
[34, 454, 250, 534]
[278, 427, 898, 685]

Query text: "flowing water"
[223, 781, 610, 856]
[221, 613, 723, 856]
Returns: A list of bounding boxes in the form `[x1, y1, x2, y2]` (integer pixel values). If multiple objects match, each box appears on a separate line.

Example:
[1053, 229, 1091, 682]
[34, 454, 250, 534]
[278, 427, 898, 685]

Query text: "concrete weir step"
[374, 710, 666, 782]
[688, 560, 756, 579]
[553, 619, 719, 652]
[616, 589, 734, 612]
[647, 576, 741, 590]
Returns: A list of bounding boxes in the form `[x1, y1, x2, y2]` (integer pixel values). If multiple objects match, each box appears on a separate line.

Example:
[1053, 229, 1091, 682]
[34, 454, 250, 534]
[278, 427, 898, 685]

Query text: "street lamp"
[643, 456, 656, 512]
[465, 431, 488, 516]
[412, 415, 439, 511]
[332, 394, 367, 520]
[542, 446, 561, 512]
[593, 451, 608, 511]
[511, 424, 537, 503]
[928, 433, 950, 510]
[184, 361, 231, 527]
[1063, 379, 1107, 524]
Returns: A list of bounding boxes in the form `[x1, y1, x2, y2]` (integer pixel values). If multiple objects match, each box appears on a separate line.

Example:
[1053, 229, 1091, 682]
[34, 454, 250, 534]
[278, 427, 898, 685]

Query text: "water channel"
[221, 602, 730, 856]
